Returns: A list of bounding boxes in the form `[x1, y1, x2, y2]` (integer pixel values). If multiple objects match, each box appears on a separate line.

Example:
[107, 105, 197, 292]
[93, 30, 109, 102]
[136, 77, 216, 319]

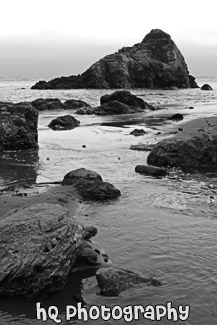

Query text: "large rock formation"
[0, 102, 38, 151]
[62, 168, 121, 200]
[147, 132, 217, 168]
[0, 203, 99, 296]
[31, 29, 198, 90]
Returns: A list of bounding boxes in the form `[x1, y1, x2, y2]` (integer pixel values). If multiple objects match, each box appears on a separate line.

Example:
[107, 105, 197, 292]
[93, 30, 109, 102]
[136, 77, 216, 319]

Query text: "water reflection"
[0, 150, 40, 187]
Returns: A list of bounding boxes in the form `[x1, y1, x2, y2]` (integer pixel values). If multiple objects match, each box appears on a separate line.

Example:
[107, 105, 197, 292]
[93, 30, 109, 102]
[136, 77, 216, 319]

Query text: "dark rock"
[92, 90, 154, 115]
[0, 203, 97, 296]
[76, 107, 94, 115]
[75, 241, 111, 267]
[0, 102, 38, 151]
[48, 115, 80, 130]
[64, 99, 90, 109]
[61, 168, 121, 201]
[31, 98, 64, 111]
[96, 267, 161, 296]
[100, 90, 151, 108]
[201, 84, 213, 91]
[31, 29, 198, 90]
[168, 113, 183, 121]
[130, 144, 155, 151]
[130, 129, 147, 136]
[147, 132, 217, 168]
[135, 165, 167, 177]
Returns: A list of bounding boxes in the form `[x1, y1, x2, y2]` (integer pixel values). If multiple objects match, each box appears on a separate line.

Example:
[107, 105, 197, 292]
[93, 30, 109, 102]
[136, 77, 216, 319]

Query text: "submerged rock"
[96, 268, 161, 296]
[201, 84, 213, 91]
[0, 203, 98, 296]
[147, 132, 217, 168]
[48, 115, 80, 130]
[135, 165, 167, 177]
[31, 29, 198, 90]
[0, 102, 38, 151]
[61, 168, 121, 201]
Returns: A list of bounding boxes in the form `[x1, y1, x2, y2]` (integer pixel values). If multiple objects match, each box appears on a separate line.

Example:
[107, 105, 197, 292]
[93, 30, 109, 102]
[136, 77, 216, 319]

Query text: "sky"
[0, 0, 217, 78]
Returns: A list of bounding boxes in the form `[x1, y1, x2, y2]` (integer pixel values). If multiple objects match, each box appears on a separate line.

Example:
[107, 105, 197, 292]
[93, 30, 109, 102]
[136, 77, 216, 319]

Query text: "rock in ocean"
[31, 29, 198, 90]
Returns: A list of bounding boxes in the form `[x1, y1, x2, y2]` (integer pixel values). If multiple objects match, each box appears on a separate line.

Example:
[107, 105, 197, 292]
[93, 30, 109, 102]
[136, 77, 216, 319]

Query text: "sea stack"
[32, 29, 198, 90]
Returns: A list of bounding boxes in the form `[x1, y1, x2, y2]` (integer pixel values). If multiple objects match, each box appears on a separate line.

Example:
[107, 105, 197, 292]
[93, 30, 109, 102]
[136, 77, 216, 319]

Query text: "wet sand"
[0, 184, 80, 218]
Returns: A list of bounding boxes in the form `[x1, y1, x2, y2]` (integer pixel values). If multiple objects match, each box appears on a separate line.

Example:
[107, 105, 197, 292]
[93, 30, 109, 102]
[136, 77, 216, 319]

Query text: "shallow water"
[1, 77, 217, 324]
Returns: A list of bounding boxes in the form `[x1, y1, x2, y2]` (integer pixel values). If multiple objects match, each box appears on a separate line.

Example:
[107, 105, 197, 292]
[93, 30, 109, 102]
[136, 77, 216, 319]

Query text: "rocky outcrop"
[130, 144, 155, 151]
[96, 268, 161, 296]
[48, 115, 80, 130]
[0, 203, 98, 296]
[31, 29, 198, 90]
[31, 98, 91, 111]
[61, 168, 121, 200]
[0, 102, 38, 151]
[135, 165, 167, 177]
[201, 84, 213, 90]
[147, 132, 217, 168]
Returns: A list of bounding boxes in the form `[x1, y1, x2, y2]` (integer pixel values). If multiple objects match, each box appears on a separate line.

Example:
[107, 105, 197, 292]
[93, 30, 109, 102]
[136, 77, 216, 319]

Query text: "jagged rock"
[147, 132, 217, 168]
[168, 113, 184, 121]
[130, 129, 147, 136]
[48, 115, 80, 130]
[64, 99, 90, 109]
[0, 102, 38, 151]
[201, 84, 213, 90]
[135, 165, 167, 177]
[0, 203, 98, 296]
[96, 268, 161, 296]
[31, 98, 65, 111]
[61, 168, 121, 201]
[31, 29, 198, 90]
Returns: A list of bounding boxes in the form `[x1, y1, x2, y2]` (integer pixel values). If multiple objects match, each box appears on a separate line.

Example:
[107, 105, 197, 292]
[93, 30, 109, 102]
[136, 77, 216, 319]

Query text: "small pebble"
[82, 145, 86, 148]
[51, 238, 58, 246]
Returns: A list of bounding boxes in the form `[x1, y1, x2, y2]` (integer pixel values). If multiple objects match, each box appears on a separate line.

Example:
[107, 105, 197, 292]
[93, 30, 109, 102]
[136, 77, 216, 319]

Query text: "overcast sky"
[0, 0, 217, 78]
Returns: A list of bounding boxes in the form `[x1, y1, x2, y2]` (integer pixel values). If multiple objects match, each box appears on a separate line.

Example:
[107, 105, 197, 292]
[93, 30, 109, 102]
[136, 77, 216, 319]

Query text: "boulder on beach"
[168, 113, 184, 121]
[31, 98, 92, 111]
[48, 115, 80, 130]
[31, 29, 198, 90]
[64, 99, 91, 109]
[93, 90, 154, 115]
[147, 132, 217, 168]
[0, 102, 38, 151]
[201, 84, 213, 91]
[135, 165, 167, 177]
[96, 267, 161, 296]
[61, 168, 121, 201]
[0, 203, 99, 296]
[31, 98, 65, 111]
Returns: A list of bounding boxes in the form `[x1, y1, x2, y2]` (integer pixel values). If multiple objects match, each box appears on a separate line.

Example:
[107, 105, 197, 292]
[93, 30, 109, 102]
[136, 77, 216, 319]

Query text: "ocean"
[1, 76, 217, 324]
